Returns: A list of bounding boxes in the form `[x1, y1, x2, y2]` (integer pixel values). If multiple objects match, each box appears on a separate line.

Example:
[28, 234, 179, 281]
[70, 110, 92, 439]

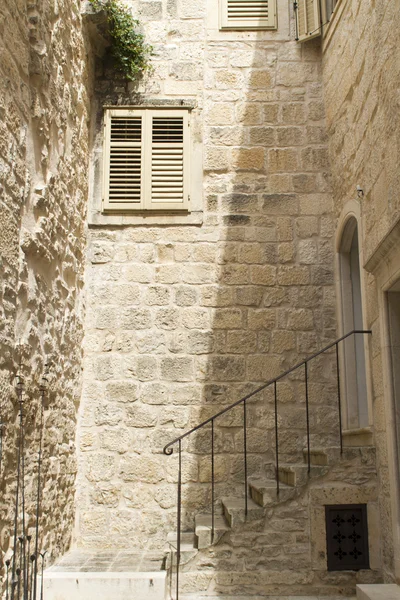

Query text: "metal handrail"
[163, 329, 371, 455]
[163, 329, 372, 600]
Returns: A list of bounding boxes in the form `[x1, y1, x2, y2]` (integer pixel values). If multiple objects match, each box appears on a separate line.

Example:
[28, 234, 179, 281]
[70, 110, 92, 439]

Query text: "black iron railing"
[163, 330, 372, 600]
[1, 358, 49, 600]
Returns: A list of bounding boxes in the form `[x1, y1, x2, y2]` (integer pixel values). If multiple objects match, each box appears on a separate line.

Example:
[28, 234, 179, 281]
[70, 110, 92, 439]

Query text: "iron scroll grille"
[325, 504, 370, 571]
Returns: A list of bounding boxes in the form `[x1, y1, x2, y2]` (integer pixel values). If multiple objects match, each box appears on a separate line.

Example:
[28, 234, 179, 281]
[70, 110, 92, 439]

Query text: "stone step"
[180, 596, 357, 600]
[195, 513, 230, 549]
[42, 571, 167, 600]
[357, 584, 400, 600]
[166, 532, 198, 565]
[221, 496, 264, 528]
[278, 463, 329, 486]
[43, 550, 167, 600]
[248, 476, 296, 507]
[343, 427, 374, 447]
[302, 445, 376, 466]
[302, 447, 330, 465]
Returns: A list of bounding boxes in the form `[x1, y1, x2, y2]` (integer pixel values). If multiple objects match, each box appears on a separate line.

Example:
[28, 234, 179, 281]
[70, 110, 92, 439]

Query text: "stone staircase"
[166, 442, 380, 598]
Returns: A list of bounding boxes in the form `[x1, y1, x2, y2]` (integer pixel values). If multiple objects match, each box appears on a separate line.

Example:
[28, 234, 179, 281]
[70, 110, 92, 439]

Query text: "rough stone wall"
[321, 0, 400, 582]
[0, 0, 91, 573]
[78, 0, 338, 552]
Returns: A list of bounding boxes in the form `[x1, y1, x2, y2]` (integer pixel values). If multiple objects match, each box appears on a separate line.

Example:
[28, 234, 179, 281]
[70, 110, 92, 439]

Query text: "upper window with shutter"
[220, 0, 277, 29]
[102, 108, 190, 212]
[295, 0, 321, 42]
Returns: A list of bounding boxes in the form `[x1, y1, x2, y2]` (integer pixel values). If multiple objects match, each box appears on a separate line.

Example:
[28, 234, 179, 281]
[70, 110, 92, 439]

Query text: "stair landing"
[43, 549, 167, 600]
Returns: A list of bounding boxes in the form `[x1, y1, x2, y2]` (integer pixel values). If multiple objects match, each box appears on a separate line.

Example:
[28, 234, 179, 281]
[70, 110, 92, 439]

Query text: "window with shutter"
[295, 0, 321, 42]
[102, 108, 190, 213]
[220, 0, 277, 29]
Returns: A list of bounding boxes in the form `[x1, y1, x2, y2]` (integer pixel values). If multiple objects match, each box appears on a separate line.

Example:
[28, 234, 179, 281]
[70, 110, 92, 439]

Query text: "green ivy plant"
[89, 0, 153, 80]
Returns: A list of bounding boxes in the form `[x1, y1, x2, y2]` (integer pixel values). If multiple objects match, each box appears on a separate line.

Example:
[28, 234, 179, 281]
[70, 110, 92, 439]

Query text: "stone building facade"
[0, 0, 399, 597]
[0, 0, 92, 572]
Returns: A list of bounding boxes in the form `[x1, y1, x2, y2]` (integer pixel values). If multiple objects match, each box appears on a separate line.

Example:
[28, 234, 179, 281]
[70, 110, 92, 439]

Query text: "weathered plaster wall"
[0, 0, 91, 572]
[78, 0, 338, 553]
[321, 0, 400, 582]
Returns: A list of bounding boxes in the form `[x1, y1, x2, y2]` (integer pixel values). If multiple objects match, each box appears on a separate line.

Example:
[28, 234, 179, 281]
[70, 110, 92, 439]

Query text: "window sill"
[88, 210, 203, 227]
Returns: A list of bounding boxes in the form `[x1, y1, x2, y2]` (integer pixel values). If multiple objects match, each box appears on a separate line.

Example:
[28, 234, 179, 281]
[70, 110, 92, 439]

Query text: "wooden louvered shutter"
[146, 110, 189, 211]
[220, 0, 277, 29]
[103, 110, 144, 211]
[295, 0, 321, 42]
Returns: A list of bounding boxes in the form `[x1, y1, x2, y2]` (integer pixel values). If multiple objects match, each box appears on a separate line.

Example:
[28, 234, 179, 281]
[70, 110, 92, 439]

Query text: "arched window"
[338, 217, 369, 429]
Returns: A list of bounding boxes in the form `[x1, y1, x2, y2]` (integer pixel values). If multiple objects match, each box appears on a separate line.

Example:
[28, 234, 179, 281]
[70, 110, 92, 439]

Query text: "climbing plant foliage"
[89, 0, 153, 80]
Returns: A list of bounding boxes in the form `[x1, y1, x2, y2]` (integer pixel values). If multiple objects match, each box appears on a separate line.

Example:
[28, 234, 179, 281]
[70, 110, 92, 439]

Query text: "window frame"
[219, 0, 278, 30]
[102, 106, 191, 214]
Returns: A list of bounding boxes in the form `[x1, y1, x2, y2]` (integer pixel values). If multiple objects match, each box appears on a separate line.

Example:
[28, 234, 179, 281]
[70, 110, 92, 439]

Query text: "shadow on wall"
[78, 7, 337, 584]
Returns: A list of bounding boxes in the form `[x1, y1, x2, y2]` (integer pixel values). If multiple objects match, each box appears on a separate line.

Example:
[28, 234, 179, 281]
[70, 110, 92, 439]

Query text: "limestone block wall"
[0, 0, 91, 573]
[321, 0, 400, 581]
[78, 0, 338, 550]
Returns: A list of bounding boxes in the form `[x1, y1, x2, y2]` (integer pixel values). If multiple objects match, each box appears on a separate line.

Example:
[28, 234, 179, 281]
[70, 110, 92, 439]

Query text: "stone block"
[126, 405, 158, 427]
[120, 455, 164, 483]
[145, 286, 171, 306]
[139, 1, 162, 19]
[140, 382, 169, 404]
[221, 193, 258, 213]
[201, 285, 234, 307]
[155, 307, 181, 329]
[207, 103, 234, 125]
[287, 308, 314, 330]
[182, 264, 217, 284]
[170, 61, 202, 81]
[277, 265, 310, 285]
[175, 286, 198, 306]
[262, 193, 298, 215]
[182, 307, 210, 329]
[204, 146, 230, 172]
[235, 103, 262, 125]
[276, 126, 305, 146]
[105, 381, 139, 403]
[298, 239, 318, 264]
[186, 330, 214, 354]
[235, 286, 263, 306]
[86, 454, 116, 482]
[268, 148, 299, 172]
[301, 146, 330, 171]
[232, 147, 265, 171]
[250, 265, 277, 285]
[226, 331, 257, 354]
[248, 308, 276, 330]
[249, 127, 275, 146]
[248, 70, 272, 88]
[160, 357, 193, 381]
[121, 308, 152, 330]
[281, 102, 306, 124]
[215, 69, 243, 89]
[213, 308, 243, 329]
[278, 241, 295, 262]
[263, 103, 279, 123]
[295, 216, 319, 237]
[123, 264, 153, 283]
[209, 356, 246, 381]
[100, 428, 131, 453]
[222, 265, 249, 285]
[155, 264, 181, 284]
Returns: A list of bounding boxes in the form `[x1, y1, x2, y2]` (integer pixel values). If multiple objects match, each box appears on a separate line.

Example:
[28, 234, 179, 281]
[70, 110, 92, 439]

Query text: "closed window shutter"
[295, 0, 321, 42]
[147, 111, 189, 211]
[220, 0, 277, 29]
[103, 110, 144, 210]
